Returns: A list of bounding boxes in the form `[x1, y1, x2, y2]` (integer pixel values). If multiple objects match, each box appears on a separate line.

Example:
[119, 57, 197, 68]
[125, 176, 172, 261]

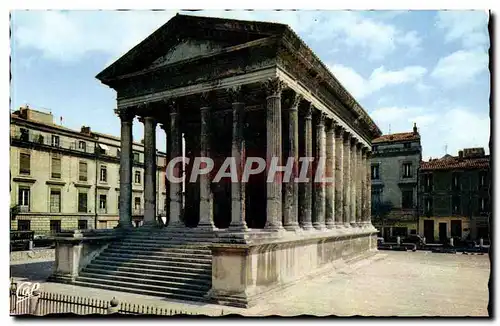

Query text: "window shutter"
[20, 153, 30, 174]
[51, 157, 61, 179]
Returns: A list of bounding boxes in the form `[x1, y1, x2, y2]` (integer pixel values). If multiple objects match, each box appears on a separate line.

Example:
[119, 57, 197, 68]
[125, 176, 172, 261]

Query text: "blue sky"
[10, 10, 490, 160]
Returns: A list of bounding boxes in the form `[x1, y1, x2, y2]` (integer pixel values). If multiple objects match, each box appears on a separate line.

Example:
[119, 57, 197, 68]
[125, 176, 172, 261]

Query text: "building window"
[51, 135, 60, 147]
[452, 195, 461, 215]
[20, 128, 29, 141]
[50, 220, 61, 233]
[51, 157, 61, 179]
[372, 145, 378, 152]
[479, 171, 487, 188]
[78, 220, 88, 230]
[18, 187, 30, 211]
[78, 192, 88, 213]
[78, 141, 86, 152]
[99, 194, 107, 212]
[117, 149, 121, 157]
[79, 161, 88, 182]
[452, 173, 461, 191]
[100, 166, 107, 182]
[134, 197, 141, 211]
[423, 174, 433, 192]
[425, 197, 433, 216]
[49, 189, 61, 213]
[402, 190, 413, 209]
[402, 163, 413, 178]
[118, 195, 120, 210]
[371, 165, 380, 180]
[133, 152, 140, 163]
[19, 153, 30, 175]
[134, 171, 141, 184]
[18, 220, 31, 231]
[479, 198, 488, 213]
[404, 142, 411, 149]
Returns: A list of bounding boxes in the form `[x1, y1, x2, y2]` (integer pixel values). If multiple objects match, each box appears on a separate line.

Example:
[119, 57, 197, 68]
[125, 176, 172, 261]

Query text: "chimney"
[81, 126, 91, 135]
[413, 122, 418, 135]
[458, 150, 464, 160]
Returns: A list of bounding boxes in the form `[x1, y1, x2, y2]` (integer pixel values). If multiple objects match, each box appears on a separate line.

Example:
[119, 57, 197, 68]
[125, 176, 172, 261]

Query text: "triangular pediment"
[149, 39, 231, 69]
[96, 14, 287, 82]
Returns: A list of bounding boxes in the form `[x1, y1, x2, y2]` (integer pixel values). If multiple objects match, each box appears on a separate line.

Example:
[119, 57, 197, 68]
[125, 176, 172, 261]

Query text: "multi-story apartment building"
[370, 124, 422, 239]
[419, 147, 490, 243]
[10, 106, 167, 234]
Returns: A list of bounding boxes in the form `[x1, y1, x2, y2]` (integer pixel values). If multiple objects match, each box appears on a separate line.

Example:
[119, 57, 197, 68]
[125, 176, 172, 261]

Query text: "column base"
[284, 222, 301, 231]
[325, 221, 335, 229]
[334, 223, 344, 229]
[300, 222, 314, 230]
[343, 223, 352, 228]
[229, 222, 248, 232]
[115, 222, 134, 229]
[313, 222, 327, 230]
[350, 222, 357, 228]
[197, 222, 218, 231]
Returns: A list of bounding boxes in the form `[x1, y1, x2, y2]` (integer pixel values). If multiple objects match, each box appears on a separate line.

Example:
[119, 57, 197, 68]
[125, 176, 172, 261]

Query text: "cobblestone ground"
[10, 250, 490, 317]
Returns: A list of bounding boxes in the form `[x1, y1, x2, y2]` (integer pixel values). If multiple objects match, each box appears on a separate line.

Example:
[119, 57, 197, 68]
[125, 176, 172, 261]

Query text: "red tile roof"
[421, 155, 490, 171]
[372, 132, 420, 144]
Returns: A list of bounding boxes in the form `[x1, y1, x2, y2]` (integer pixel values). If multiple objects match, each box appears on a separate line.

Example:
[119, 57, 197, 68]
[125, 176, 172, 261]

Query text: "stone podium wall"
[209, 230, 377, 307]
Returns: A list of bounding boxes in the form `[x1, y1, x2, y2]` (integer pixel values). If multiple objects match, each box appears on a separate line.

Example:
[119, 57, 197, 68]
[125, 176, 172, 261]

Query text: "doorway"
[439, 222, 447, 243]
[450, 220, 462, 238]
[423, 220, 434, 243]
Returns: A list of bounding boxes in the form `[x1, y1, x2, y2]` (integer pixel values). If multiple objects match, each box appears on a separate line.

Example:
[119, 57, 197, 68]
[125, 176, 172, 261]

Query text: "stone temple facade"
[52, 14, 382, 308]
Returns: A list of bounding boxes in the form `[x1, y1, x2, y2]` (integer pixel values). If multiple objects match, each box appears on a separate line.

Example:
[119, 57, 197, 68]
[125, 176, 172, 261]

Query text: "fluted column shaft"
[313, 113, 326, 230]
[284, 93, 301, 231]
[142, 115, 157, 226]
[356, 145, 363, 226]
[334, 128, 344, 228]
[343, 133, 351, 227]
[168, 102, 183, 227]
[199, 103, 215, 229]
[350, 139, 357, 226]
[230, 90, 247, 230]
[366, 150, 373, 226]
[300, 104, 314, 230]
[117, 108, 134, 228]
[325, 120, 335, 229]
[361, 148, 367, 227]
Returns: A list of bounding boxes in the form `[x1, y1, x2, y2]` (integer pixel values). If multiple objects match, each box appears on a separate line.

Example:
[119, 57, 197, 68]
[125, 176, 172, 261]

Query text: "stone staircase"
[73, 228, 216, 302]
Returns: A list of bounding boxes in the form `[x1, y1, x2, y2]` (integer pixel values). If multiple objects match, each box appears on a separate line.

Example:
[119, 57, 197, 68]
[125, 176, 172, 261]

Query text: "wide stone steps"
[104, 247, 211, 259]
[83, 265, 211, 281]
[88, 260, 211, 274]
[97, 251, 212, 263]
[74, 230, 215, 302]
[73, 279, 208, 303]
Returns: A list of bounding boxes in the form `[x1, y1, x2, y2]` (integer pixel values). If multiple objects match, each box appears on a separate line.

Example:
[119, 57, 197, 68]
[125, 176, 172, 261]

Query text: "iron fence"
[9, 290, 224, 316]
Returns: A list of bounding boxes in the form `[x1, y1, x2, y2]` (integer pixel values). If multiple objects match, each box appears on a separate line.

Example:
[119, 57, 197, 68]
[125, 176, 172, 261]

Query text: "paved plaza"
[10, 250, 490, 317]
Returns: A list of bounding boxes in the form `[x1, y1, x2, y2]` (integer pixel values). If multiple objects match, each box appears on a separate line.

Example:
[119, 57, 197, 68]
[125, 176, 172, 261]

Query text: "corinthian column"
[199, 92, 215, 229]
[228, 86, 247, 231]
[366, 150, 373, 227]
[116, 107, 135, 229]
[343, 132, 351, 228]
[167, 100, 183, 227]
[356, 144, 363, 227]
[350, 138, 357, 227]
[325, 119, 335, 229]
[300, 103, 314, 230]
[140, 112, 157, 227]
[334, 126, 344, 228]
[264, 77, 285, 231]
[361, 148, 367, 227]
[313, 112, 326, 230]
[283, 92, 301, 231]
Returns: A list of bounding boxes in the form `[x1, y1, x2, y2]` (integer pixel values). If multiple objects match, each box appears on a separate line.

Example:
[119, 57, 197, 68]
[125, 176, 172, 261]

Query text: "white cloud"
[436, 10, 490, 49]
[431, 49, 489, 88]
[370, 105, 490, 159]
[309, 11, 421, 61]
[328, 64, 427, 99]
[11, 10, 319, 65]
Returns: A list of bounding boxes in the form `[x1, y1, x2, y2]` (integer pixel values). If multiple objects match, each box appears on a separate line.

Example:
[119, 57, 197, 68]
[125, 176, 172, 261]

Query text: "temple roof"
[96, 13, 382, 139]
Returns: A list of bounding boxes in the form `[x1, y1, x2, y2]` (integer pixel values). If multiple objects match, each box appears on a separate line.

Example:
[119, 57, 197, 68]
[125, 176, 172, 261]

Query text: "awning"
[98, 143, 109, 151]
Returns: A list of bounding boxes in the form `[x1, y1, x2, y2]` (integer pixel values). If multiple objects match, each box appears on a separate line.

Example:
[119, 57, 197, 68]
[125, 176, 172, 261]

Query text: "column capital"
[343, 131, 352, 142]
[138, 115, 157, 125]
[226, 85, 247, 103]
[356, 142, 363, 150]
[167, 99, 179, 116]
[302, 102, 313, 120]
[200, 91, 215, 108]
[264, 77, 286, 97]
[325, 118, 336, 132]
[115, 107, 136, 122]
[350, 136, 358, 147]
[283, 91, 303, 111]
[317, 112, 327, 126]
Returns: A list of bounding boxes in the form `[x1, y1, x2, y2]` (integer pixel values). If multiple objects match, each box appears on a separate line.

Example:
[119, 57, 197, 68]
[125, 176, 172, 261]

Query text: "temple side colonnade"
[115, 77, 374, 234]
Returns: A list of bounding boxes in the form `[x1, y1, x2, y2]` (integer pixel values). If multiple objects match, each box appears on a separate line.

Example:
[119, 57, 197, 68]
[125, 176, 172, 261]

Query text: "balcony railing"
[11, 130, 97, 154]
[18, 206, 30, 213]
